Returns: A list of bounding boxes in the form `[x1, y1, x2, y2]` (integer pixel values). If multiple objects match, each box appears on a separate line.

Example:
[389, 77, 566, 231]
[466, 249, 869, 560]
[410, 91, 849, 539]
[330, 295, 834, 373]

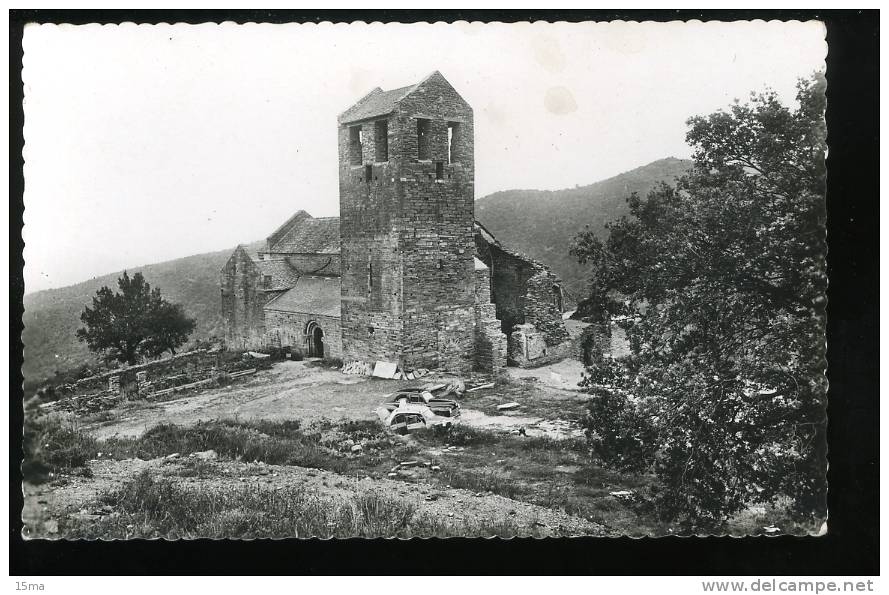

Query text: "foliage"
[76, 271, 196, 365]
[573, 74, 827, 529]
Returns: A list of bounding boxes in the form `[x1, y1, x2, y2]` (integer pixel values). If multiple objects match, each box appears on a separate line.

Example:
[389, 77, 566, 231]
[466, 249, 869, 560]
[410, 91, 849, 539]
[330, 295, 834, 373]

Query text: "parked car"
[381, 384, 461, 417]
[377, 404, 455, 435]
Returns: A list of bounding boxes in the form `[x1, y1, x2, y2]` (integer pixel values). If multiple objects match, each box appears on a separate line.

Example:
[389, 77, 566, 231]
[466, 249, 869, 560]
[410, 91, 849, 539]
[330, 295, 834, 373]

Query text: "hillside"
[22, 241, 264, 383]
[22, 157, 691, 386]
[475, 157, 692, 297]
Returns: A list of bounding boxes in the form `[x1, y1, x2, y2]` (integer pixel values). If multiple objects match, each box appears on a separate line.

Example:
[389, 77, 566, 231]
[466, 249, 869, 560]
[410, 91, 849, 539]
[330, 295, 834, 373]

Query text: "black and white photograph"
[17, 17, 836, 544]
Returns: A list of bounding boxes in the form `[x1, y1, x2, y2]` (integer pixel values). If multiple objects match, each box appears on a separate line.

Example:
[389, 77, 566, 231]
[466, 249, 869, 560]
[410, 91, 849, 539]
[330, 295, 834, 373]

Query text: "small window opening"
[367, 326, 375, 335]
[437, 259, 443, 270]
[447, 122, 460, 163]
[417, 118, 431, 160]
[349, 126, 362, 166]
[365, 164, 373, 184]
[368, 262, 373, 291]
[435, 161, 444, 180]
[374, 120, 388, 162]
[263, 275, 272, 288]
[552, 284, 563, 311]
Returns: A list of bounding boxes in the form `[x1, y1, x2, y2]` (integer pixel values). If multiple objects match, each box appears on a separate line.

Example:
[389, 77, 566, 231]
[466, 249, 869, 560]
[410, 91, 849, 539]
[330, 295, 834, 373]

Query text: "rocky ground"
[83, 360, 588, 441]
[23, 452, 605, 539]
[24, 359, 629, 539]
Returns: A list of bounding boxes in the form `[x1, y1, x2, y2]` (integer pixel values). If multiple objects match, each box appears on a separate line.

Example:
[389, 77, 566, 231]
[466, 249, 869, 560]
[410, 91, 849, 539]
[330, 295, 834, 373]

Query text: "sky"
[22, 20, 825, 293]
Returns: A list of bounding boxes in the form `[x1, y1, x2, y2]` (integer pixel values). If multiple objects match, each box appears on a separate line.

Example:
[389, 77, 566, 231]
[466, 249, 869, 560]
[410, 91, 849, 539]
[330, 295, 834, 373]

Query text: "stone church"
[221, 71, 571, 375]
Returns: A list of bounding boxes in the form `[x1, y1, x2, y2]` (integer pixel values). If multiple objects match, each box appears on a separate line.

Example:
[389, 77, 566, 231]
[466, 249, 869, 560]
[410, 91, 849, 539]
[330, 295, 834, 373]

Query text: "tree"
[572, 74, 827, 530]
[76, 272, 196, 365]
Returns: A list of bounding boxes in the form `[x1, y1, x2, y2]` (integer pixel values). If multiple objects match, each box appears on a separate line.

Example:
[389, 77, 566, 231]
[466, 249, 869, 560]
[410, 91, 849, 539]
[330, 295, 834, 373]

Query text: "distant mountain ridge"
[475, 157, 692, 297]
[22, 158, 691, 384]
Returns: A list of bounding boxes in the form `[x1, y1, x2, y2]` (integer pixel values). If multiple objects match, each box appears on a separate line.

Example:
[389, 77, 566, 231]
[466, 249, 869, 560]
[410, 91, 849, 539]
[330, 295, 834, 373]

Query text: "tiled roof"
[255, 259, 301, 291]
[338, 84, 416, 124]
[264, 276, 342, 318]
[269, 217, 340, 254]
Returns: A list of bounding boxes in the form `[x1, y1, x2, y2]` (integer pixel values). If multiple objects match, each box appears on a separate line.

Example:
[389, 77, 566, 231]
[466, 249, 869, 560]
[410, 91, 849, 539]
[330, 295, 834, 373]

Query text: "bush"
[583, 391, 657, 474]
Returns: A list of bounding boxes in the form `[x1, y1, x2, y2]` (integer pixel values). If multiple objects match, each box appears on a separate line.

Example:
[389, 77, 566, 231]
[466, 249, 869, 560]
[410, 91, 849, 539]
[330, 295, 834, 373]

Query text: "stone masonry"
[221, 71, 572, 373]
[339, 71, 477, 374]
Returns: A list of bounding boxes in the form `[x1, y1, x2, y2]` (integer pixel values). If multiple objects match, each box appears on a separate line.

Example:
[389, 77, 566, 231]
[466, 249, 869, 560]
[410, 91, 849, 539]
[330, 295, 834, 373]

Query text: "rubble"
[466, 382, 495, 392]
[497, 402, 520, 411]
[342, 361, 374, 376]
[192, 450, 218, 461]
[372, 361, 398, 379]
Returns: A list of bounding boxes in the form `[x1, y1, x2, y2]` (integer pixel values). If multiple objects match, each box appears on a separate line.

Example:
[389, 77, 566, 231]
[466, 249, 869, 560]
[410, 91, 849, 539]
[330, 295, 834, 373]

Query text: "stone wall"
[70, 349, 219, 397]
[524, 270, 571, 346]
[263, 310, 343, 360]
[507, 324, 573, 368]
[473, 266, 507, 375]
[339, 72, 477, 374]
[473, 240, 537, 334]
[220, 246, 270, 349]
[474, 233, 571, 348]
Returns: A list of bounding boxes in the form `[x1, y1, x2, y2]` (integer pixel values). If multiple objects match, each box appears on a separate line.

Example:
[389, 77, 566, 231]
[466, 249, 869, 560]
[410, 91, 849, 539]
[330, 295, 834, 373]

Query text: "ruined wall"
[264, 310, 343, 360]
[221, 246, 269, 349]
[508, 324, 573, 368]
[474, 236, 570, 347]
[339, 73, 477, 373]
[524, 270, 570, 346]
[473, 265, 507, 375]
[474, 242, 537, 334]
[70, 350, 219, 396]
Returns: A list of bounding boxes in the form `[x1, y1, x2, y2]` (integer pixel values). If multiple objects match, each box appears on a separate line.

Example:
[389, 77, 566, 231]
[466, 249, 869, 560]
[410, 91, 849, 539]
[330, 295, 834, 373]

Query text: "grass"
[58, 470, 542, 539]
[23, 415, 98, 483]
[439, 468, 526, 500]
[101, 419, 354, 474]
[25, 411, 656, 535]
[413, 423, 502, 447]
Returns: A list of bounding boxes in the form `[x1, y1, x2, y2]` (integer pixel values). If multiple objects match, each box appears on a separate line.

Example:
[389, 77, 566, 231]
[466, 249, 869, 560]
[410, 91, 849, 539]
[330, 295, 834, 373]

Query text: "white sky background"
[22, 21, 825, 293]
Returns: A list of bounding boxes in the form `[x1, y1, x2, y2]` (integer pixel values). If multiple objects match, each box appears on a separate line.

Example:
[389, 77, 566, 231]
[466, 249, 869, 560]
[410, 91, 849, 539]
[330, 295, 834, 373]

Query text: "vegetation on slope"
[475, 157, 692, 297]
[22, 241, 263, 383]
[23, 158, 688, 385]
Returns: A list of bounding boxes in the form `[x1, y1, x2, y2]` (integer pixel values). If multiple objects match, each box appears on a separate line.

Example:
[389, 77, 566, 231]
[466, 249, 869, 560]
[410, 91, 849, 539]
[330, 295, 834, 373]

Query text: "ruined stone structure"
[221, 71, 570, 374]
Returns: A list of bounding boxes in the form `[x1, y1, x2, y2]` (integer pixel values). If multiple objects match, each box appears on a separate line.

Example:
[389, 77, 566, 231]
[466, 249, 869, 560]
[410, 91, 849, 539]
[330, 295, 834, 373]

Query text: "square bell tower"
[338, 71, 476, 373]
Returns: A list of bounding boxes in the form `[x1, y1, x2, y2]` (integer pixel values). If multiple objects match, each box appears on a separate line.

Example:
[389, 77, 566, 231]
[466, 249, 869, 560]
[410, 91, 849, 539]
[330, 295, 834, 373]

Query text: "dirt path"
[86, 360, 585, 441]
[88, 361, 394, 439]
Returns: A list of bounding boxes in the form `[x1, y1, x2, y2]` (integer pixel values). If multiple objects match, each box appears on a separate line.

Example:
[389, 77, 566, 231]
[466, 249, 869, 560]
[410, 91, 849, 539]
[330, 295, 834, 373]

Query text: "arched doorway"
[306, 321, 325, 358]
